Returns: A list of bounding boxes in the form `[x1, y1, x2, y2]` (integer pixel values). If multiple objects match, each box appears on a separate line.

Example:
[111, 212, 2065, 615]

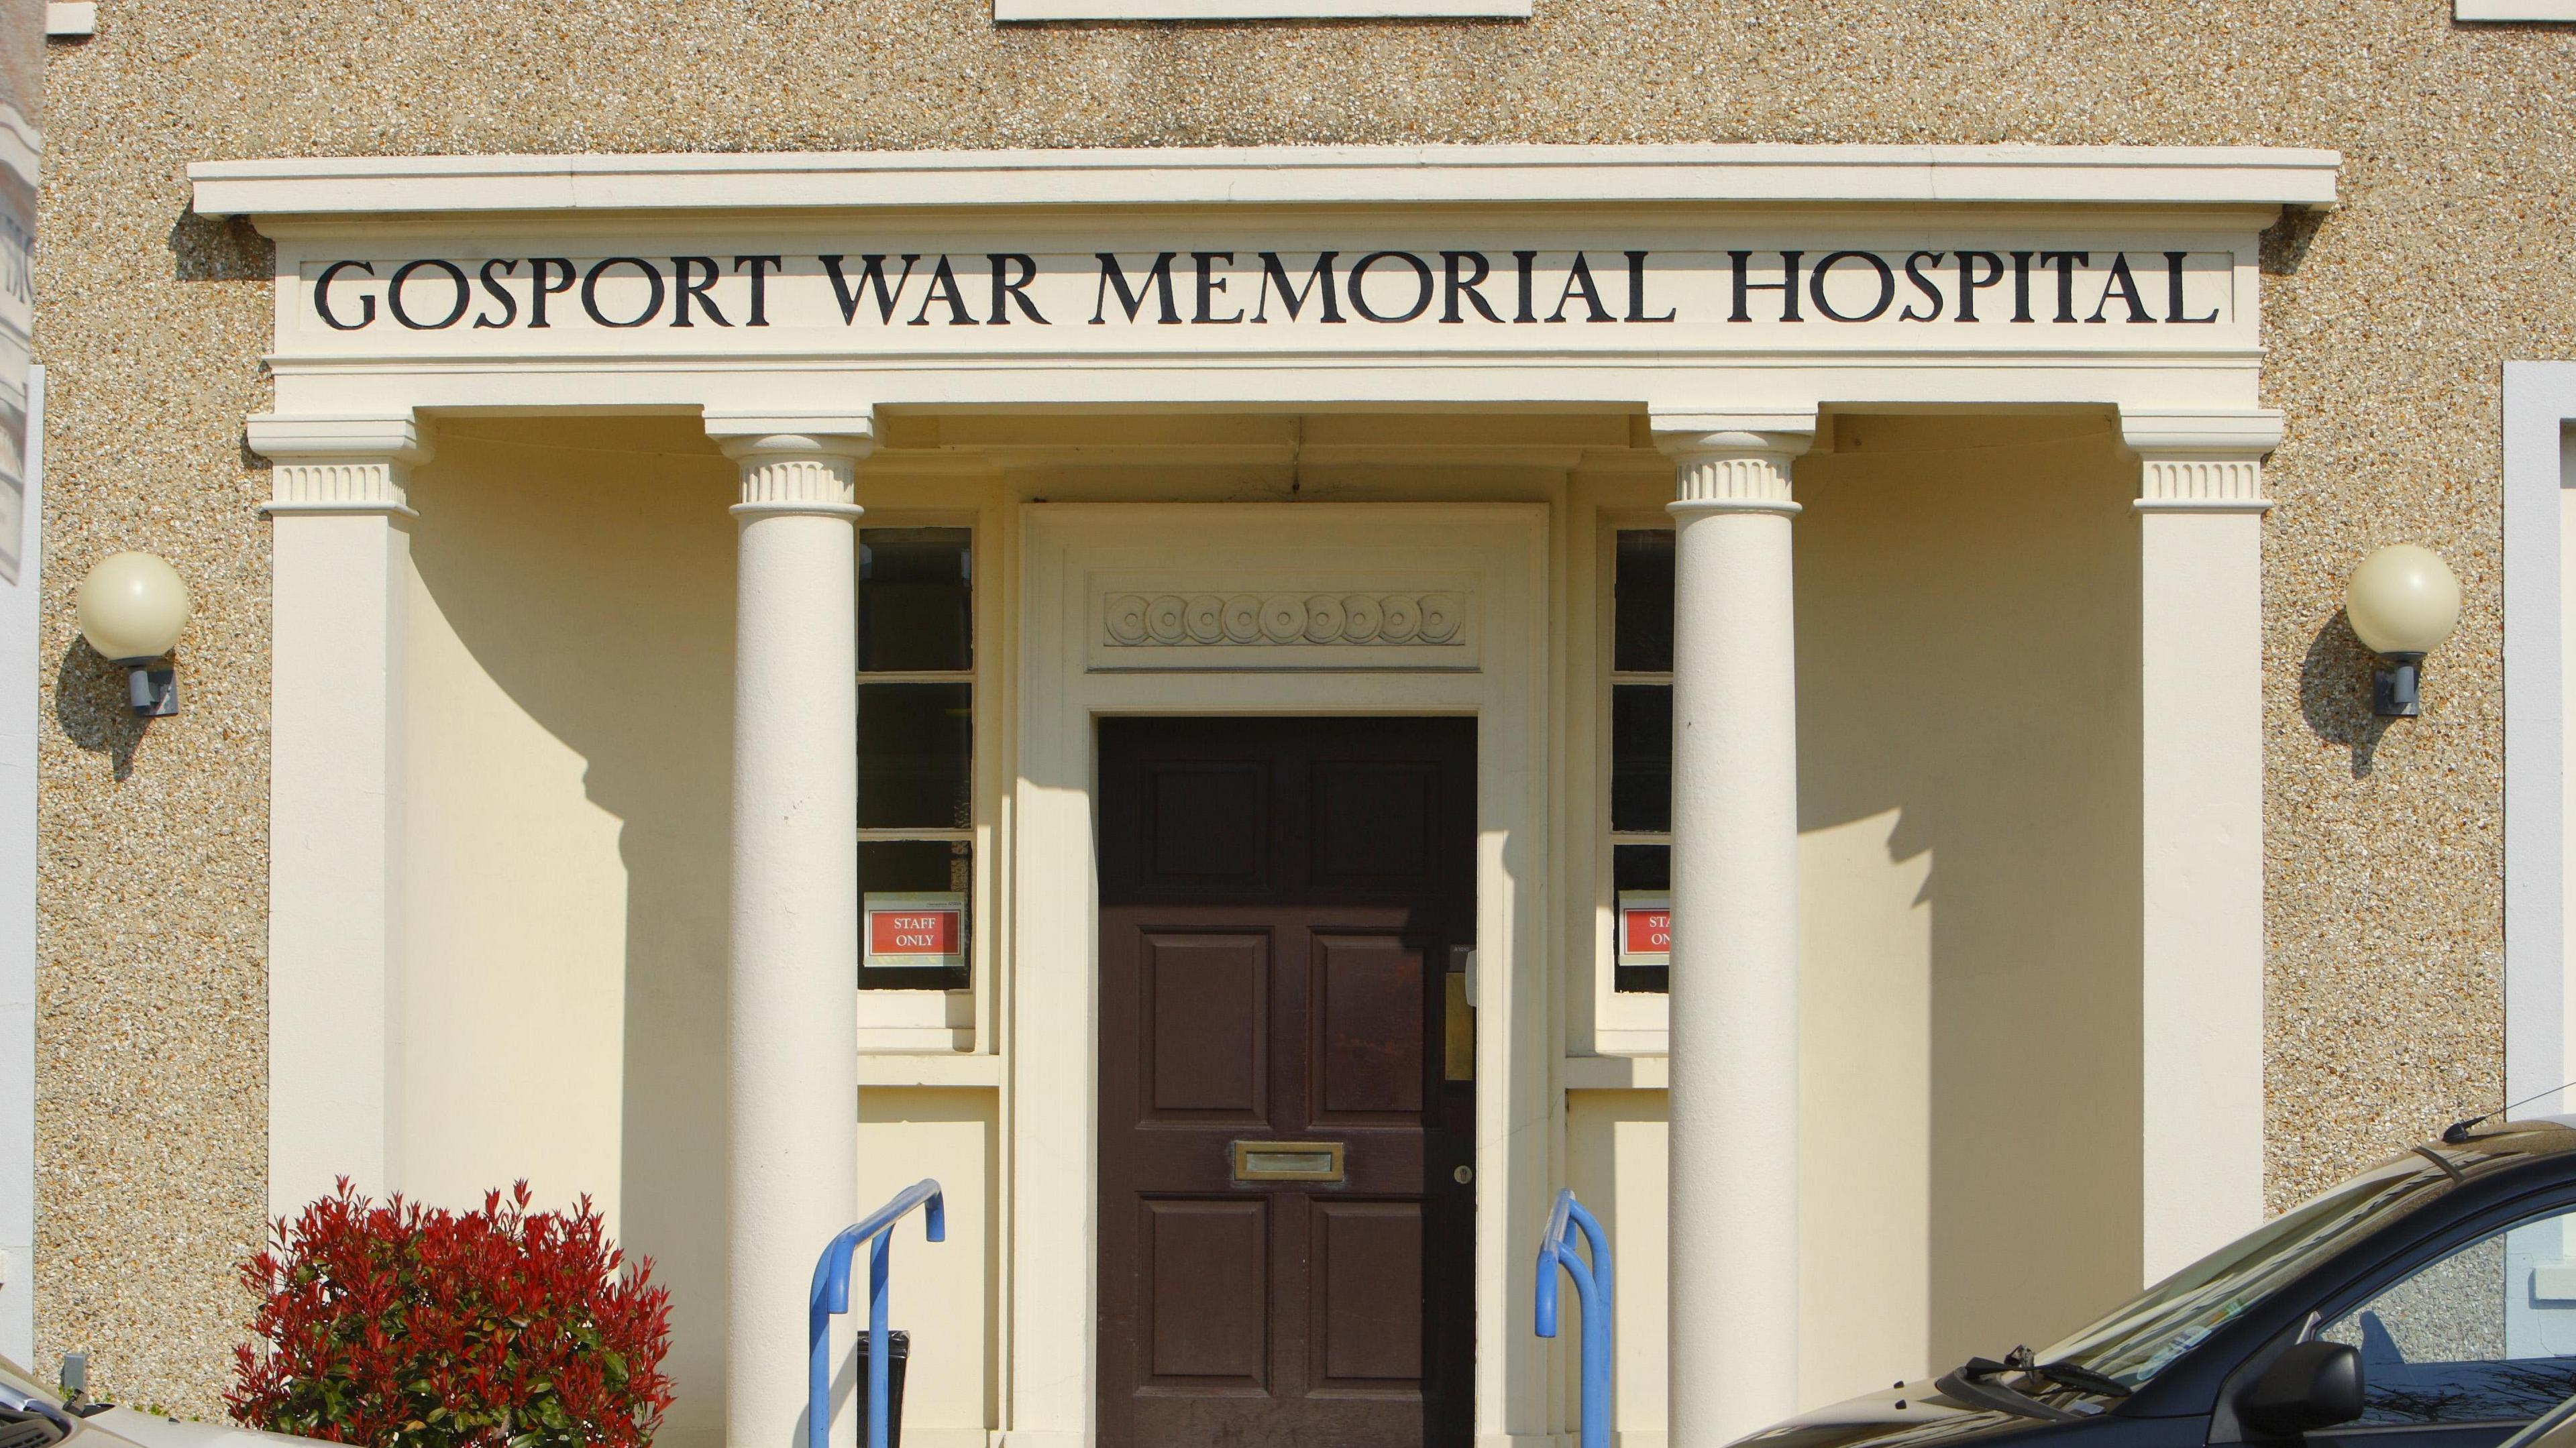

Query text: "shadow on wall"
[1792, 411, 2147, 1395]
[2261, 207, 2325, 279]
[54, 638, 150, 780]
[166, 211, 272, 284]
[402, 416, 741, 1448]
[2300, 610, 2394, 778]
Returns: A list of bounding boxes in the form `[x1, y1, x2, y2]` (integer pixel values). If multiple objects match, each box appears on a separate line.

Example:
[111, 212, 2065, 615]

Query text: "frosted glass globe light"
[77, 551, 190, 663]
[2345, 544, 2461, 659]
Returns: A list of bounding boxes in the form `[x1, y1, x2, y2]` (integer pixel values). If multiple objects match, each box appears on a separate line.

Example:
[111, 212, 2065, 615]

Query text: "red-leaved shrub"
[227, 1179, 674, 1448]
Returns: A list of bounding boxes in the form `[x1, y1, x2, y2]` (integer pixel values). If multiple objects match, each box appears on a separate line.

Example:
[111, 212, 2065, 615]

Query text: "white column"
[1655, 412, 1812, 1447]
[2125, 409, 2281, 1282]
[246, 413, 428, 1218]
[710, 419, 872, 1448]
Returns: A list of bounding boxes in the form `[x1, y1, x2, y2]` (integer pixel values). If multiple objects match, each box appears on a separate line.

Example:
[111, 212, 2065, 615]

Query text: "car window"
[2320, 1204, 2576, 1424]
[2041, 1155, 2452, 1388]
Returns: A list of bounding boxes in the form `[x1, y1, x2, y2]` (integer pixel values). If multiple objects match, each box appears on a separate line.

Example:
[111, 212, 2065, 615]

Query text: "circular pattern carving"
[1106, 594, 1150, 645]
[1185, 596, 1226, 644]
[1418, 592, 1463, 644]
[1102, 591, 1469, 648]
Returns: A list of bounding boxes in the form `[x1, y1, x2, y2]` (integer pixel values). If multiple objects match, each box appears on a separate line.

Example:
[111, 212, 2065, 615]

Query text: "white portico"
[193, 144, 2335, 1448]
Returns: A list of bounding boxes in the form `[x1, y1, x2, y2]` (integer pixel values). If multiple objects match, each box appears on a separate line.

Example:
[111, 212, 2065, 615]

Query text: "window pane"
[1613, 843, 1670, 994]
[2318, 1205, 2576, 1424]
[858, 682, 972, 829]
[1613, 530, 1675, 674]
[1610, 684, 1672, 833]
[861, 528, 972, 673]
[858, 839, 971, 991]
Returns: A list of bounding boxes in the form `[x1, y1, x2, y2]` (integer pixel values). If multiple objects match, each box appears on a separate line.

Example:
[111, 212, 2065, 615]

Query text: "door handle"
[1446, 945, 1475, 1082]
[1232, 1140, 1346, 1183]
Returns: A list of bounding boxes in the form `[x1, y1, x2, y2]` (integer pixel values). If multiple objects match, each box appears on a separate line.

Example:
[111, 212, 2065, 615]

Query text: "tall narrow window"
[857, 528, 973, 992]
[1611, 529, 1674, 993]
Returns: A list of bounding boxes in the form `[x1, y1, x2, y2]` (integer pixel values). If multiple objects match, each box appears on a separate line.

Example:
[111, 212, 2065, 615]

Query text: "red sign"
[871, 910, 959, 956]
[863, 891, 967, 969]
[1617, 891, 1670, 967]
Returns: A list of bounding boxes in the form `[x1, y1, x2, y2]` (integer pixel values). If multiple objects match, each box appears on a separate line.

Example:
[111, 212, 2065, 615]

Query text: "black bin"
[853, 1329, 910, 1448]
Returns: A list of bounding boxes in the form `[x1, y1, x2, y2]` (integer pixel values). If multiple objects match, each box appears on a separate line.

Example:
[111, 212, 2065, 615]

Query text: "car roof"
[2438, 1115, 2576, 1166]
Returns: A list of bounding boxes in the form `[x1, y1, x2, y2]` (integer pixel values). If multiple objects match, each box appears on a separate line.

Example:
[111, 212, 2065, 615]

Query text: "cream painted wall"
[1566, 1091, 1669, 1445]
[853, 1090, 998, 1448]
[1796, 807, 1934, 1401]
[1793, 412, 2147, 1389]
[400, 418, 743, 1448]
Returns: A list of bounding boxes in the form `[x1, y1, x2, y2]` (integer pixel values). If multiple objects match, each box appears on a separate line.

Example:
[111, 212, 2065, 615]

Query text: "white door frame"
[1008, 503, 1552, 1448]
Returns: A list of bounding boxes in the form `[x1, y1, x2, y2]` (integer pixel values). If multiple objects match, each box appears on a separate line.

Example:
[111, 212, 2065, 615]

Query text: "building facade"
[23, 5, 2576, 1448]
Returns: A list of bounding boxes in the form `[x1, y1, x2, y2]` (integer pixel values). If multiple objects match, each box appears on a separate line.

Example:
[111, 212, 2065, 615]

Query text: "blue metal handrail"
[810, 1180, 947, 1448]
[1535, 1187, 1615, 1448]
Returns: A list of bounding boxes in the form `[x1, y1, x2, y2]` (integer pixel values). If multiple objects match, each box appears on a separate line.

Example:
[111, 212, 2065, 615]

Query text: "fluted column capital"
[248, 413, 433, 517]
[1652, 410, 1815, 518]
[2121, 408, 2283, 515]
[708, 412, 876, 520]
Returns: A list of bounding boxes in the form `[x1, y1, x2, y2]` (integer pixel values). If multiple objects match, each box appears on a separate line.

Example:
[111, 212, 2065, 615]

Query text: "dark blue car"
[1744, 1119, 2576, 1448]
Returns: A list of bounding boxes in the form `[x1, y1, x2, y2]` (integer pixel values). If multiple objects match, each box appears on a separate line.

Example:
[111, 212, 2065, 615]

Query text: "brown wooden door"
[1097, 716, 1477, 1448]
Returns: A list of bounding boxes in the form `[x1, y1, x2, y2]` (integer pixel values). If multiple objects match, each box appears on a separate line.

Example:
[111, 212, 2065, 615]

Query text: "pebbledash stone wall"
[28, 0, 2559, 1416]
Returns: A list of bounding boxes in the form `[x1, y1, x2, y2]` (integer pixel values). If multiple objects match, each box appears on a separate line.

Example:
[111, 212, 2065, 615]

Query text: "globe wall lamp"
[2345, 544, 2462, 718]
[76, 551, 190, 718]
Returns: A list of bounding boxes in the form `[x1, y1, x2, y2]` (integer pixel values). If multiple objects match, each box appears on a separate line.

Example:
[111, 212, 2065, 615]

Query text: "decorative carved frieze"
[2138, 457, 2266, 507]
[1103, 591, 1466, 647]
[735, 455, 857, 509]
[270, 459, 412, 512]
[1672, 451, 1795, 506]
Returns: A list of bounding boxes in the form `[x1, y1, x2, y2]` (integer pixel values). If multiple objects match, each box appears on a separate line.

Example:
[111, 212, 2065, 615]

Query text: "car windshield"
[2036, 1153, 2453, 1389]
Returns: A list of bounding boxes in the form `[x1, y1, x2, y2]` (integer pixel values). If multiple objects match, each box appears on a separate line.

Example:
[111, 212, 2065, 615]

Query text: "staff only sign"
[287, 241, 2241, 355]
[863, 892, 967, 972]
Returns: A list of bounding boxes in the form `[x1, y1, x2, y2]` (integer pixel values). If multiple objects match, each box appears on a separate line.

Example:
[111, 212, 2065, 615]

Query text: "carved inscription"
[300, 247, 2235, 337]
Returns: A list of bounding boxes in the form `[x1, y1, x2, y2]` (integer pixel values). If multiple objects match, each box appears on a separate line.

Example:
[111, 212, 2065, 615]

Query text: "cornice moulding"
[2119, 408, 2287, 458]
[188, 144, 2343, 221]
[245, 412, 431, 463]
[705, 412, 880, 455]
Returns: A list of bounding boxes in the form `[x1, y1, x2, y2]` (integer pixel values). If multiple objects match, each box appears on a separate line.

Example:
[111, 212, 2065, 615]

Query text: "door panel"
[1141, 1199, 1269, 1388]
[1314, 936, 1426, 1121]
[1315, 1201, 1428, 1387]
[1143, 932, 1269, 1120]
[1098, 716, 1476, 1448]
[1314, 761, 1439, 882]
[1146, 762, 1271, 885]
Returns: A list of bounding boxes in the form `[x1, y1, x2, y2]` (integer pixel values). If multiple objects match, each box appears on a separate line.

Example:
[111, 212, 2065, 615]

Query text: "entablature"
[191, 144, 2339, 425]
